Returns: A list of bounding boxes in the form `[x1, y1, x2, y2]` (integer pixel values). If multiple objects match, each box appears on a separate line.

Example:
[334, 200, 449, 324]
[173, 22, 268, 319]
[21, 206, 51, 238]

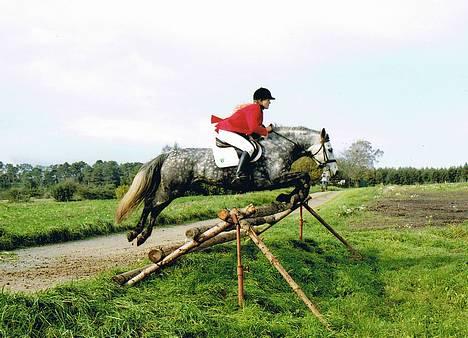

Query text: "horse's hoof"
[136, 235, 148, 246]
[137, 227, 153, 246]
[127, 231, 138, 242]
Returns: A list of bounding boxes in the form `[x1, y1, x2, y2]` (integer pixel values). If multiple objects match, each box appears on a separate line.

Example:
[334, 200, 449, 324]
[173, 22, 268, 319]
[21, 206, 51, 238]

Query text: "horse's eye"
[328, 148, 333, 152]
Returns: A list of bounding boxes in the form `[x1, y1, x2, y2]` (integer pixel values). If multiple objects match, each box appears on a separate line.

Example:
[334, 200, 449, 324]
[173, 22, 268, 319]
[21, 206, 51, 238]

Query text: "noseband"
[312, 142, 337, 168]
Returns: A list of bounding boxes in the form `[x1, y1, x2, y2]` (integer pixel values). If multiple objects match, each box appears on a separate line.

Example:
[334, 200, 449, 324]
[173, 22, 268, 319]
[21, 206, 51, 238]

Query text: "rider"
[211, 87, 275, 185]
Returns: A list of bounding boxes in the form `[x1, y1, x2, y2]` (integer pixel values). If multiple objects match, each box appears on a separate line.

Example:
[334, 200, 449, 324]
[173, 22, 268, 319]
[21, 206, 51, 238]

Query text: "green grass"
[1, 183, 466, 337]
[0, 188, 307, 250]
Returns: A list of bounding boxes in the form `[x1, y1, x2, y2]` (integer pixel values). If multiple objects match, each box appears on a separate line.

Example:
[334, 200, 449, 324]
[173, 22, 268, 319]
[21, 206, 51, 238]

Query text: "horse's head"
[306, 128, 338, 176]
[269, 126, 338, 176]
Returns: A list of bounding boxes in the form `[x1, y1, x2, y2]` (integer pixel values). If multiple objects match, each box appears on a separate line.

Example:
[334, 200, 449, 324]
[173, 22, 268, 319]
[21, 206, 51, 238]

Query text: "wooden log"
[185, 204, 259, 241]
[217, 204, 256, 222]
[185, 225, 215, 240]
[148, 242, 185, 263]
[243, 224, 331, 331]
[112, 265, 151, 285]
[239, 200, 302, 227]
[218, 201, 291, 223]
[125, 217, 234, 286]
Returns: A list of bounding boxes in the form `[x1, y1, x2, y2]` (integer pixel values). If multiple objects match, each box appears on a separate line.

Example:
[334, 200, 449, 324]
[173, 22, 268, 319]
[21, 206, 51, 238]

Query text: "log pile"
[112, 192, 361, 331]
[113, 198, 301, 286]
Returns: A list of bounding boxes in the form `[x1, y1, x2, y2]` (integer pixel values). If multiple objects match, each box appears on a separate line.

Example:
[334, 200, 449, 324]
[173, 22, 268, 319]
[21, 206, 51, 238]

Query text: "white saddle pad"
[212, 139, 262, 168]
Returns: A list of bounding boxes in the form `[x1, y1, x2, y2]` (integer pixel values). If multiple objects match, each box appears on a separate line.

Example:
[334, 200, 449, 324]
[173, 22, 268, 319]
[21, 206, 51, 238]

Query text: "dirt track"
[0, 191, 339, 293]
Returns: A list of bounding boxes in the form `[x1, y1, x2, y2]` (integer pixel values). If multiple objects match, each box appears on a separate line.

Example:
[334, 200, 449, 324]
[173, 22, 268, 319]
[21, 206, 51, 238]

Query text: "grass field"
[0, 188, 310, 251]
[0, 183, 466, 337]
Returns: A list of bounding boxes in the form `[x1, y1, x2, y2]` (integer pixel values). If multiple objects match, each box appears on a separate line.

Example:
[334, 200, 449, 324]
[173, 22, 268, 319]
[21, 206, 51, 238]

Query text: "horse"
[115, 126, 338, 246]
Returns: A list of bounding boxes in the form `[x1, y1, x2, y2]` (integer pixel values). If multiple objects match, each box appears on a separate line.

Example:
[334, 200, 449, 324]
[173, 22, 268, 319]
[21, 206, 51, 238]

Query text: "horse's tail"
[115, 153, 169, 224]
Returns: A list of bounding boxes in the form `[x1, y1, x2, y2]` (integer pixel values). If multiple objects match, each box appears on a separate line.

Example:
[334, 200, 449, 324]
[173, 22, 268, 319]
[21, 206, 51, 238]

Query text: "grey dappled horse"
[116, 126, 338, 246]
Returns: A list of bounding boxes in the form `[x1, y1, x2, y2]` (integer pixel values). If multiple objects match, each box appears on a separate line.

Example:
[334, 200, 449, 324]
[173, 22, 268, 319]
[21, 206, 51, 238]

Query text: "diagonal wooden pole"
[301, 202, 362, 259]
[243, 224, 331, 331]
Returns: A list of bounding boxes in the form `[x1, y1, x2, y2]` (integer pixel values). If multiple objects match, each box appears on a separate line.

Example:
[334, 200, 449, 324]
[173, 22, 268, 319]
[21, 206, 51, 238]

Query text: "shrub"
[5, 188, 31, 202]
[50, 181, 78, 202]
[78, 184, 115, 200]
[115, 185, 129, 199]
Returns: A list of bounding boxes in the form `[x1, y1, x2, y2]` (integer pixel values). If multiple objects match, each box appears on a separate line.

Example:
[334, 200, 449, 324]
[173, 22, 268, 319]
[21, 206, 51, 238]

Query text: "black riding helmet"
[253, 87, 275, 101]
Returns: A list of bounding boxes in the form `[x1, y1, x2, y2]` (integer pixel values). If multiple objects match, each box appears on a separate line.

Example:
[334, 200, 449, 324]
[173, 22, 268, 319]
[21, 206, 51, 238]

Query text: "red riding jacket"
[211, 103, 268, 137]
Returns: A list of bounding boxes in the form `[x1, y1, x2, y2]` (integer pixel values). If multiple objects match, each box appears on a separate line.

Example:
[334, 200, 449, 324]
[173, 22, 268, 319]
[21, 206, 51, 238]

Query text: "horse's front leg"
[272, 172, 310, 203]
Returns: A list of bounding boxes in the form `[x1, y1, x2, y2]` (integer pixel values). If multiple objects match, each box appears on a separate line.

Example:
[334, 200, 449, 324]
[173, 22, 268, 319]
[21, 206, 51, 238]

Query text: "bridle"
[271, 130, 337, 169]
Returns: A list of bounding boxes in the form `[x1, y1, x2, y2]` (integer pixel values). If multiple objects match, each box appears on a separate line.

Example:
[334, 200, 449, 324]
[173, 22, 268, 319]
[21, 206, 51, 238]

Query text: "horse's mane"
[273, 125, 320, 134]
[268, 125, 321, 148]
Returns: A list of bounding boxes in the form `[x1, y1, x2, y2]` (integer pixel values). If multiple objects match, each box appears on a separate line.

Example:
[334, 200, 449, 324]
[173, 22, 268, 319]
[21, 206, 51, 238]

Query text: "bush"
[5, 188, 31, 202]
[78, 184, 115, 200]
[50, 181, 78, 202]
[115, 185, 129, 199]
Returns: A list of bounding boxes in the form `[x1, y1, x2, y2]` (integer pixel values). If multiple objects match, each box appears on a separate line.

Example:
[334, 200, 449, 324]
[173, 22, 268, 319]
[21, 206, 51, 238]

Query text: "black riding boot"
[231, 151, 250, 186]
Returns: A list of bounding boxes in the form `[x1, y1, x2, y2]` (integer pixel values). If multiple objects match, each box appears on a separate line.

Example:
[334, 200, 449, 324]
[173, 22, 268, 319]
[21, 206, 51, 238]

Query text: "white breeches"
[216, 130, 255, 156]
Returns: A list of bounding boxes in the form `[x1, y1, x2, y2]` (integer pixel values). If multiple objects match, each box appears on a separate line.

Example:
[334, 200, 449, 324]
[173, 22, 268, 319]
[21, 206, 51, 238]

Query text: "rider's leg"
[232, 151, 250, 183]
[216, 130, 255, 184]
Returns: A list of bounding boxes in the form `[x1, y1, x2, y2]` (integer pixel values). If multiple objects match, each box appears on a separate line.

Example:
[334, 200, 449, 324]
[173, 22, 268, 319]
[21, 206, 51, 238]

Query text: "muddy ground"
[368, 189, 467, 228]
[0, 191, 339, 293]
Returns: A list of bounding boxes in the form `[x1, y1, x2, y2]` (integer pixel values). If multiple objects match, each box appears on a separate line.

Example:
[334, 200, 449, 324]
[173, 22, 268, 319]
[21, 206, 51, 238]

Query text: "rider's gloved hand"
[266, 124, 274, 133]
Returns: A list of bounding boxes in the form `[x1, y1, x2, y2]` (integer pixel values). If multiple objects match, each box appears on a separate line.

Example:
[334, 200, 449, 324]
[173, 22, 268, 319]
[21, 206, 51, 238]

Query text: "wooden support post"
[301, 203, 362, 259]
[231, 212, 244, 308]
[299, 205, 303, 241]
[243, 224, 331, 330]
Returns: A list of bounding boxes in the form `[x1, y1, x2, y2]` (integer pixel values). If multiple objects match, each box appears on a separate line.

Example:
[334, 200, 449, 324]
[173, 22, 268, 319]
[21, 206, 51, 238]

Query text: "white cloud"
[66, 116, 213, 147]
[1, 1, 467, 167]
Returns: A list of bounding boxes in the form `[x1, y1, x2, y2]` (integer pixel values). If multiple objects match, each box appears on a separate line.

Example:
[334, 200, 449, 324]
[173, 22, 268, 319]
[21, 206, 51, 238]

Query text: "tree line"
[0, 151, 466, 202]
[336, 165, 467, 187]
[0, 161, 142, 201]
[333, 140, 467, 187]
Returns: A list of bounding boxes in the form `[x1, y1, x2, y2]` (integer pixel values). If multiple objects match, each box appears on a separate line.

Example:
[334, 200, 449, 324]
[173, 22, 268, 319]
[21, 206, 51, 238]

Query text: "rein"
[271, 130, 301, 148]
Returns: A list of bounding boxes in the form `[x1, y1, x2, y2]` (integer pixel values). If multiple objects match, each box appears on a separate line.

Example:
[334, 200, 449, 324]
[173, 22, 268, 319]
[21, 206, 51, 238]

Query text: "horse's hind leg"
[136, 199, 172, 246]
[127, 201, 152, 242]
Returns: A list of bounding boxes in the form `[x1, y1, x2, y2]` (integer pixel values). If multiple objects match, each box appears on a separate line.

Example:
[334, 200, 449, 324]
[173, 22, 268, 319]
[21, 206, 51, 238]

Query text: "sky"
[1, 0, 467, 168]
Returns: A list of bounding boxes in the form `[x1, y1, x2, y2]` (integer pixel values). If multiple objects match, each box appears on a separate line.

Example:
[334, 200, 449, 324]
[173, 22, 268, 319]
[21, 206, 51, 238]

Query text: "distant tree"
[43, 166, 59, 186]
[102, 161, 121, 186]
[5, 164, 19, 186]
[119, 162, 142, 185]
[162, 142, 180, 153]
[21, 167, 43, 190]
[90, 160, 105, 186]
[70, 161, 90, 183]
[338, 140, 383, 186]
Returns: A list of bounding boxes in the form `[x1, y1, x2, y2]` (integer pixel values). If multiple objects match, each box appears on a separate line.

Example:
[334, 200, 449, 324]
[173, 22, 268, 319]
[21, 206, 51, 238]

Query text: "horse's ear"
[321, 128, 326, 138]
[325, 133, 330, 142]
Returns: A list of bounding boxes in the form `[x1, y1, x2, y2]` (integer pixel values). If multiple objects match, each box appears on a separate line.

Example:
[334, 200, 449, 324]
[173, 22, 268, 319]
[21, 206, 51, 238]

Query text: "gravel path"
[0, 191, 340, 292]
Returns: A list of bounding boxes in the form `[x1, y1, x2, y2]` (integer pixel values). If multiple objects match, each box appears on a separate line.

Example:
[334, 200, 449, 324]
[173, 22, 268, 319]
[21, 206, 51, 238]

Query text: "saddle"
[212, 136, 263, 168]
